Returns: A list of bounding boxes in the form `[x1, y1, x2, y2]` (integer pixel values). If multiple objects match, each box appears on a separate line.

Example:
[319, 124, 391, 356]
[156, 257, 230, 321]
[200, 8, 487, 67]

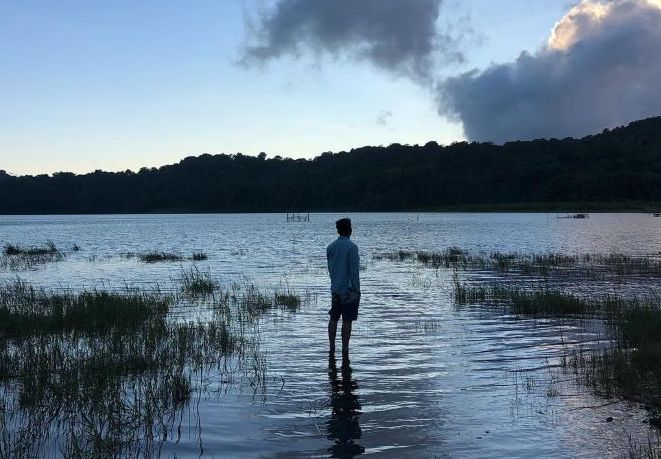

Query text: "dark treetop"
[2, 116, 661, 214]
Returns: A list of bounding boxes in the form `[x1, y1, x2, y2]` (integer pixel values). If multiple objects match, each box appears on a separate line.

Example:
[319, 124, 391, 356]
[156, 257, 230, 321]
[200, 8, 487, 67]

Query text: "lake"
[1, 212, 660, 457]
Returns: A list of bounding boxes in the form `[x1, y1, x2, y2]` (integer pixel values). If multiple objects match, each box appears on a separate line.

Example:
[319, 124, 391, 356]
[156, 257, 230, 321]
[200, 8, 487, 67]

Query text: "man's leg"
[328, 319, 338, 354]
[341, 320, 352, 361]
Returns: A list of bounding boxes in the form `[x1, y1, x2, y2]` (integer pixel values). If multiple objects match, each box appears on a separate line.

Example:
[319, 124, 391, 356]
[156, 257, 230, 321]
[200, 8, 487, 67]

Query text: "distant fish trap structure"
[286, 212, 310, 222]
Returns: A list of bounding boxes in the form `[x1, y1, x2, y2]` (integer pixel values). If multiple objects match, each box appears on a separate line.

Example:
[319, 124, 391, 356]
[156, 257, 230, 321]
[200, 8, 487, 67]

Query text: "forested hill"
[2, 117, 661, 214]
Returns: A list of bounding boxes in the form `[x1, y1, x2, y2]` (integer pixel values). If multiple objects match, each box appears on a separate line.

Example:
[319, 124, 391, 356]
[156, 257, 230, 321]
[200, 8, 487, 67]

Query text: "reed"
[1, 241, 65, 271]
[138, 252, 183, 263]
[377, 247, 661, 278]
[0, 281, 169, 337]
[3, 241, 59, 257]
[453, 276, 661, 425]
[0, 278, 265, 456]
[179, 265, 216, 296]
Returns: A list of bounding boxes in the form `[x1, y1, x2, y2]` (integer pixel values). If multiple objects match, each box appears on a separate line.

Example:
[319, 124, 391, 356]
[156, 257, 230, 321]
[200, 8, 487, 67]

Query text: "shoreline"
[0, 201, 660, 216]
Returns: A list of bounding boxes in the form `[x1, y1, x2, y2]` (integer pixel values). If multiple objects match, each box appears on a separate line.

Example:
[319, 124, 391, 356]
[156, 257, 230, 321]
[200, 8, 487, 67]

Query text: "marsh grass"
[1, 241, 65, 271]
[138, 252, 184, 263]
[0, 281, 169, 337]
[453, 274, 661, 428]
[179, 266, 216, 296]
[4, 241, 59, 257]
[122, 251, 209, 263]
[377, 247, 661, 278]
[453, 279, 593, 317]
[0, 318, 246, 457]
[0, 275, 289, 456]
[228, 277, 308, 318]
[274, 290, 301, 311]
[402, 318, 443, 334]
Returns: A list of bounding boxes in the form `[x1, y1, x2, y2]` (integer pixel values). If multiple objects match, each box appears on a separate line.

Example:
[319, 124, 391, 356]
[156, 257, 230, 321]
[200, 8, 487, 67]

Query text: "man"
[326, 218, 360, 363]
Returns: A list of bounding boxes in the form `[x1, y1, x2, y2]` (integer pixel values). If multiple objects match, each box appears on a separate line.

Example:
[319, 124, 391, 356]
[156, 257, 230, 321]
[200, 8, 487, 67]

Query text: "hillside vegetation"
[1, 117, 660, 213]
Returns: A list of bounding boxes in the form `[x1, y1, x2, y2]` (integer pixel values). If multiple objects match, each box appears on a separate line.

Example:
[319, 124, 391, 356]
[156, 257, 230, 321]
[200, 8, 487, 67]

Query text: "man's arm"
[349, 244, 360, 293]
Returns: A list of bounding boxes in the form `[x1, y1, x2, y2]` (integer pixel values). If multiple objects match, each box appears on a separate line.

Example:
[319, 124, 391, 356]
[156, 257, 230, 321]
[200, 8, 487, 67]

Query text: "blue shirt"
[326, 236, 360, 294]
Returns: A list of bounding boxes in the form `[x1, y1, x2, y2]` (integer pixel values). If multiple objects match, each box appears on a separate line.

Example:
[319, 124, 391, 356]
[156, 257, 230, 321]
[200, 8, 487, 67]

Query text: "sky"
[1, 0, 659, 175]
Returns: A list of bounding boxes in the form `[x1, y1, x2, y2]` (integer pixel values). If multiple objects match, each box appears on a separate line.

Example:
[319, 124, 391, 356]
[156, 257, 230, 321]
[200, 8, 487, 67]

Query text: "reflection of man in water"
[326, 218, 361, 363]
[327, 359, 364, 457]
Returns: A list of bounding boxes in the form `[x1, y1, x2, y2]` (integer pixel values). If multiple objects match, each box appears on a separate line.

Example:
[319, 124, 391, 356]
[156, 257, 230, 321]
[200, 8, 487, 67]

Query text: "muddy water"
[1, 213, 660, 457]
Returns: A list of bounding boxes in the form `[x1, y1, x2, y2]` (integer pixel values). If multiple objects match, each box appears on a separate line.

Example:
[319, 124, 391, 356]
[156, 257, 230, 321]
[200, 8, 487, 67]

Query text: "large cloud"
[438, 0, 661, 143]
[242, 0, 461, 82]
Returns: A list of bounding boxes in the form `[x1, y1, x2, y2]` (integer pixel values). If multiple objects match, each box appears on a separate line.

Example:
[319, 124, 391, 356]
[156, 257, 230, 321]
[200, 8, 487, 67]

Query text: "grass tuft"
[138, 252, 183, 263]
[179, 266, 216, 296]
[0, 281, 169, 337]
[4, 241, 59, 257]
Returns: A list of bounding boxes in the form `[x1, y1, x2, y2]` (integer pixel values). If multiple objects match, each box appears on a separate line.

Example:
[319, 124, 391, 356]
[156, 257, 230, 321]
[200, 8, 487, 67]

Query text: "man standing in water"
[327, 218, 360, 363]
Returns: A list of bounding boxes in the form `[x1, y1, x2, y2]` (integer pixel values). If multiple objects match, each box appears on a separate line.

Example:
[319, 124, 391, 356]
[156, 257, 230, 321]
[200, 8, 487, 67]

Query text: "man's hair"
[336, 218, 352, 236]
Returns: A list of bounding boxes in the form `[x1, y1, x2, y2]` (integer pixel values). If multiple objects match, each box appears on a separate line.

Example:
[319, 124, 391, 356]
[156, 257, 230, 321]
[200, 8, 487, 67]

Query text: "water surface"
[1, 213, 660, 457]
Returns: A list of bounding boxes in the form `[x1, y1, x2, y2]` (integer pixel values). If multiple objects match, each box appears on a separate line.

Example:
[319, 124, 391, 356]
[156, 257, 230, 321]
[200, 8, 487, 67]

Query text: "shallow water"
[1, 212, 660, 457]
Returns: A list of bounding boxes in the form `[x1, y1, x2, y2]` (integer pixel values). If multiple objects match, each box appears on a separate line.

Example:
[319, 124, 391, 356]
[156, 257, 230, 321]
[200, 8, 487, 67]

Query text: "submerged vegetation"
[0, 281, 168, 337]
[4, 241, 60, 256]
[452, 281, 592, 316]
[376, 247, 661, 278]
[380, 243, 661, 442]
[447, 256, 661, 431]
[137, 251, 184, 263]
[0, 272, 308, 456]
[1, 241, 65, 271]
[121, 251, 210, 263]
[179, 265, 216, 296]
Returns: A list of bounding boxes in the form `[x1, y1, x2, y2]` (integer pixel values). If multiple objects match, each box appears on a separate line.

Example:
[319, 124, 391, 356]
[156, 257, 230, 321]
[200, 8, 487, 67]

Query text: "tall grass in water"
[0, 281, 168, 337]
[230, 277, 308, 319]
[138, 251, 183, 263]
[4, 241, 59, 256]
[122, 251, 208, 262]
[453, 279, 592, 317]
[179, 265, 216, 296]
[1, 241, 65, 271]
[453, 276, 661, 428]
[0, 277, 266, 457]
[377, 247, 661, 278]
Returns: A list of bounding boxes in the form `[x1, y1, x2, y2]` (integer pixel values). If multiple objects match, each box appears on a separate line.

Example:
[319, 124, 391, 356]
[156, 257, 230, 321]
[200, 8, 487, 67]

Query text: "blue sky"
[0, 1, 573, 174]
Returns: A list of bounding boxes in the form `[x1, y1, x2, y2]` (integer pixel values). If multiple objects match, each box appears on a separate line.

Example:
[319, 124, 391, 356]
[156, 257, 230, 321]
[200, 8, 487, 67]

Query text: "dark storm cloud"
[242, 0, 461, 81]
[437, 0, 661, 143]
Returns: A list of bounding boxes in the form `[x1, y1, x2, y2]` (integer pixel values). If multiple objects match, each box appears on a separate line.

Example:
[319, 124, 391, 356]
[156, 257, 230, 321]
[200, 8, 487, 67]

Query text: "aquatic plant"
[0, 241, 65, 271]
[378, 247, 661, 278]
[179, 265, 216, 296]
[274, 290, 301, 311]
[138, 251, 184, 263]
[0, 281, 169, 337]
[0, 278, 266, 456]
[453, 274, 661, 428]
[3, 241, 59, 257]
[454, 281, 593, 316]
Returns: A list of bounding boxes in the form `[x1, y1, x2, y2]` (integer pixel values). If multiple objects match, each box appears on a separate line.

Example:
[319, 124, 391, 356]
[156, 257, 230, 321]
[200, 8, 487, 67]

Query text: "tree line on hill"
[1, 117, 661, 214]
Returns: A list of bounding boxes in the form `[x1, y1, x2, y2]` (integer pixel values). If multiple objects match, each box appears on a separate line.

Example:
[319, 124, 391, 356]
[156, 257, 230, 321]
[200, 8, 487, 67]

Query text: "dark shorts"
[329, 292, 360, 322]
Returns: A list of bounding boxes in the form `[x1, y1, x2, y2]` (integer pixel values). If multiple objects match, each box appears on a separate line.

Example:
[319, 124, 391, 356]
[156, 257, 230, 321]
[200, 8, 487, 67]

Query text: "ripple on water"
[1, 213, 659, 457]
